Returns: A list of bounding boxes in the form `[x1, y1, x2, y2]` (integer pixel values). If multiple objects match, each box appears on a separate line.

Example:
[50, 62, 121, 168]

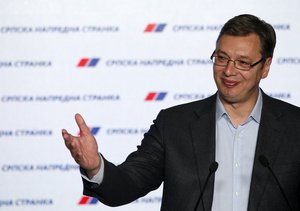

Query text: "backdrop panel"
[1, 0, 300, 210]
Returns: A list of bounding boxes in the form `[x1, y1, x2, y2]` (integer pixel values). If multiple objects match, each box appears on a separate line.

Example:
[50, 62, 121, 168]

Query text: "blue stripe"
[156, 92, 167, 100]
[91, 127, 100, 135]
[88, 58, 100, 67]
[89, 197, 98, 204]
[155, 24, 166, 32]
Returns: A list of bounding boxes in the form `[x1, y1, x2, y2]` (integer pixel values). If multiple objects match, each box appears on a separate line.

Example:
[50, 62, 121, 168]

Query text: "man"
[62, 14, 300, 211]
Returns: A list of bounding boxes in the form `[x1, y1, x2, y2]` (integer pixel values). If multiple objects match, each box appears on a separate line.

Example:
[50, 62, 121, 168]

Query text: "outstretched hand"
[62, 113, 101, 178]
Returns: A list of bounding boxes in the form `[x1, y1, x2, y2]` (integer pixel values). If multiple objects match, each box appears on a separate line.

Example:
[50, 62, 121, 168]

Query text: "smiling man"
[62, 14, 300, 211]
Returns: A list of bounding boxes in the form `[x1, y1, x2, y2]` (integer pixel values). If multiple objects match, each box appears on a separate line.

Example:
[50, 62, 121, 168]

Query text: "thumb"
[75, 113, 91, 136]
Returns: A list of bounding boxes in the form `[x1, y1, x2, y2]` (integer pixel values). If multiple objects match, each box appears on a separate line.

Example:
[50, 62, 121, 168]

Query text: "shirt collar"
[216, 89, 262, 124]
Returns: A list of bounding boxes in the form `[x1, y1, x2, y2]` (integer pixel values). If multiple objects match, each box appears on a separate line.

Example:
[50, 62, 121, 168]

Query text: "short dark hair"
[216, 14, 276, 58]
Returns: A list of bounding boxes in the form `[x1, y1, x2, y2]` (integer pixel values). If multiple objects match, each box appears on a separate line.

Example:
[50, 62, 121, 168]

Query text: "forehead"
[216, 34, 261, 57]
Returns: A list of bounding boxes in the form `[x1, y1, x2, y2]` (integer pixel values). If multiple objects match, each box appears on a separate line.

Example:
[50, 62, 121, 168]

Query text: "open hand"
[62, 113, 101, 178]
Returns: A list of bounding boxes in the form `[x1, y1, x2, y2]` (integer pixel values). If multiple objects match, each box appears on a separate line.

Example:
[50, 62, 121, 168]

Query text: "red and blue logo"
[78, 196, 98, 205]
[144, 23, 167, 33]
[145, 92, 167, 101]
[77, 58, 100, 67]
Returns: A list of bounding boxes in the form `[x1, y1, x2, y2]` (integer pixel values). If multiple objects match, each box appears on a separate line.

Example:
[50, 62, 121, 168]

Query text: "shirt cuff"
[80, 154, 104, 185]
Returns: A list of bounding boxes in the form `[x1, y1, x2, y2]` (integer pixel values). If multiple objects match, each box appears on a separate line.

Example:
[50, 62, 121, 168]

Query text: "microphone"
[194, 161, 219, 211]
[258, 155, 293, 211]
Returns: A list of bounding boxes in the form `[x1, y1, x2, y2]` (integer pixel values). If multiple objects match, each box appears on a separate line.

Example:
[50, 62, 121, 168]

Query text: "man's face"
[213, 34, 271, 105]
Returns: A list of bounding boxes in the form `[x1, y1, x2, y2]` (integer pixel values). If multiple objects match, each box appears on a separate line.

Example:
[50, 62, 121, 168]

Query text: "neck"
[220, 91, 259, 127]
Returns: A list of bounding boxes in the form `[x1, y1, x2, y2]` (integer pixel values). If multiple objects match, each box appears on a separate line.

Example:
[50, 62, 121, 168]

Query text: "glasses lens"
[212, 56, 251, 71]
[213, 56, 228, 66]
[235, 61, 251, 70]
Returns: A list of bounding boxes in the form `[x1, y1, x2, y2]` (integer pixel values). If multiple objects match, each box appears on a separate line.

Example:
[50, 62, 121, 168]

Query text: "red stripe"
[145, 92, 156, 101]
[144, 24, 156, 32]
[78, 196, 90, 205]
[77, 58, 89, 67]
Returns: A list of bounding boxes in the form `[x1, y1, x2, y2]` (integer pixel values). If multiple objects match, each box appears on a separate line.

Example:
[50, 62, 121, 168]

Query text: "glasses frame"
[210, 51, 265, 71]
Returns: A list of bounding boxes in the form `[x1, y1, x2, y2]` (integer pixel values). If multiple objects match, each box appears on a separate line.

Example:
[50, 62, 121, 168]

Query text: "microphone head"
[258, 155, 270, 167]
[209, 161, 219, 173]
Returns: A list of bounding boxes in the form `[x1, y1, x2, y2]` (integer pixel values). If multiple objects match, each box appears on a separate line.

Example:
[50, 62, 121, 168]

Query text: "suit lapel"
[248, 93, 286, 211]
[190, 95, 217, 211]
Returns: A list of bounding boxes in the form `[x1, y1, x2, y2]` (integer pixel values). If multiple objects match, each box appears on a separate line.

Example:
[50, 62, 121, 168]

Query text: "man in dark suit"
[62, 14, 300, 211]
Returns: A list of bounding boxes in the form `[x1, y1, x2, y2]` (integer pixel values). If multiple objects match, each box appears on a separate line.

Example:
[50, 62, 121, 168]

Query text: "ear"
[261, 57, 272, 79]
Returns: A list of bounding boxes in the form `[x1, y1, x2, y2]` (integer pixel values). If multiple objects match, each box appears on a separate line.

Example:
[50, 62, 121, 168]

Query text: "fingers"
[62, 129, 75, 149]
[62, 129, 70, 142]
[75, 113, 91, 136]
[62, 129, 83, 163]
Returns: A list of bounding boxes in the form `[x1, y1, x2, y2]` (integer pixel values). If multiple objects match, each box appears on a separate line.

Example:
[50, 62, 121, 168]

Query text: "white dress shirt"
[211, 91, 262, 211]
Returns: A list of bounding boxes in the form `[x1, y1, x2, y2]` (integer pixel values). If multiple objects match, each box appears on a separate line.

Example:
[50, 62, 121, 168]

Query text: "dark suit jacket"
[83, 90, 300, 211]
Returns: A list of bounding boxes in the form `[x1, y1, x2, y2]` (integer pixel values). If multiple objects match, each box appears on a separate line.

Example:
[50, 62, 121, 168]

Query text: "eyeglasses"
[210, 51, 265, 71]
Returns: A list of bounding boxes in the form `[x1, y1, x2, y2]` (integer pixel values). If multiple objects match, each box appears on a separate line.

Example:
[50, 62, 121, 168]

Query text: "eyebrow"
[216, 50, 251, 60]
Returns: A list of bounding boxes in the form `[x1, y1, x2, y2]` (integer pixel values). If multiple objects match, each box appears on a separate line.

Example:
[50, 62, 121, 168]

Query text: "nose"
[224, 60, 237, 76]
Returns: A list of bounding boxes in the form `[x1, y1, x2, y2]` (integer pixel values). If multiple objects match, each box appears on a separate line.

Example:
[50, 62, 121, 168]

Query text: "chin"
[219, 93, 239, 104]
